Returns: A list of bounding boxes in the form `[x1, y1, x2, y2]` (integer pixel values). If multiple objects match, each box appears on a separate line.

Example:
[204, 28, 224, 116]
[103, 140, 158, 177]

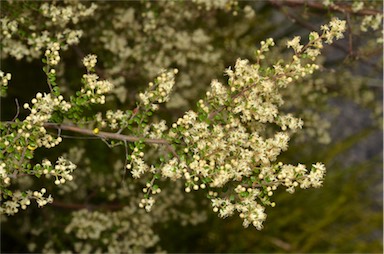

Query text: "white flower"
[83, 54, 97, 70]
[287, 36, 303, 53]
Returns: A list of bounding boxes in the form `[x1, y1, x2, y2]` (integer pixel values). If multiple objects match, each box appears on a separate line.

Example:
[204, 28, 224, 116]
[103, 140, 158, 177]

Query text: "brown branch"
[272, 0, 382, 16]
[43, 123, 170, 145]
[44, 123, 181, 160]
[2, 121, 181, 161]
[346, 13, 354, 57]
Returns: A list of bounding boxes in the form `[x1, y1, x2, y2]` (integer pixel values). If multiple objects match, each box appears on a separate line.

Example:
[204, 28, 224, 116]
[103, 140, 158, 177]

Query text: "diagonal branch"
[270, 0, 382, 16]
[44, 123, 170, 145]
[43, 123, 181, 160]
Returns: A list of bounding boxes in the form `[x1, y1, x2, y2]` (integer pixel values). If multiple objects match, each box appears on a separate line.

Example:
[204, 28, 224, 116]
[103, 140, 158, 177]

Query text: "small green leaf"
[20, 138, 26, 146]
[25, 151, 33, 160]
[14, 153, 21, 160]
[240, 192, 249, 197]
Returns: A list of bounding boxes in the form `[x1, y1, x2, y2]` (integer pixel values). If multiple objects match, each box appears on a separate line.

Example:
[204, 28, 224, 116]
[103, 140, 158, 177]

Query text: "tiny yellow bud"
[27, 145, 37, 151]
[93, 128, 99, 134]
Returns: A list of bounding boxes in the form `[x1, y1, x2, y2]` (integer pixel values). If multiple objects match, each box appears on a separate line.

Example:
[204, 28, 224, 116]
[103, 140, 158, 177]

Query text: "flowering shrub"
[0, 1, 382, 253]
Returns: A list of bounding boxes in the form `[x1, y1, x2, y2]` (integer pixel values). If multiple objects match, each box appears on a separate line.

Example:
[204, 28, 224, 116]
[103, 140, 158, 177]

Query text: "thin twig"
[11, 99, 20, 122]
[51, 134, 100, 140]
[43, 123, 170, 145]
[346, 13, 354, 57]
[45, 58, 54, 93]
[121, 140, 129, 186]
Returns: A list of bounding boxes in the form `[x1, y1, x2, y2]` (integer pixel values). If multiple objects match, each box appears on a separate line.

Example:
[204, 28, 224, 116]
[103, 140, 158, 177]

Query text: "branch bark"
[43, 123, 181, 160]
[43, 123, 171, 145]
[270, 0, 382, 16]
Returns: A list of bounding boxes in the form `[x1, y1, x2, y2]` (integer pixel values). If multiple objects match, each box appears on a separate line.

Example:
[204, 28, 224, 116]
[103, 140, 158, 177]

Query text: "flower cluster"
[321, 0, 383, 41]
[211, 187, 267, 229]
[1, 17, 18, 39]
[63, 207, 159, 253]
[0, 154, 76, 215]
[93, 109, 138, 133]
[287, 36, 304, 54]
[0, 162, 10, 186]
[0, 189, 52, 215]
[42, 157, 77, 185]
[80, 74, 113, 104]
[63, 56, 116, 124]
[105, 110, 127, 130]
[127, 148, 150, 179]
[0, 71, 11, 96]
[139, 69, 178, 106]
[361, 14, 383, 32]
[286, 18, 346, 58]
[82, 54, 97, 72]
[65, 210, 112, 239]
[40, 2, 98, 27]
[45, 42, 61, 66]
[89, 0, 261, 114]
[321, 18, 347, 44]
[1, 2, 96, 60]
[148, 120, 169, 139]
[22, 92, 70, 147]
[0, 91, 74, 216]
[62, 29, 83, 46]
[352, 1, 364, 12]
[139, 196, 156, 212]
[160, 157, 184, 181]
[255, 38, 275, 61]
